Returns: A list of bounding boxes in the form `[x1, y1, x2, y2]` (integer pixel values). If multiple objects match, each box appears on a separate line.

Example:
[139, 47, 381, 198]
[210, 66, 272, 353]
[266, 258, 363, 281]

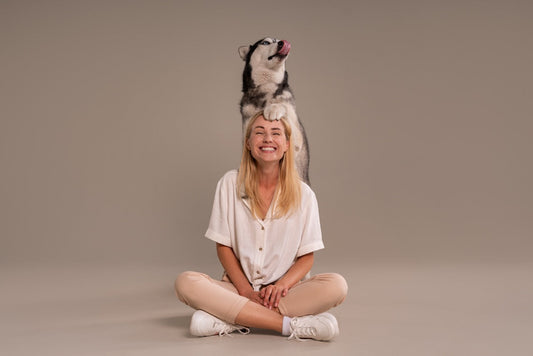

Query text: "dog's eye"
[261, 40, 271, 45]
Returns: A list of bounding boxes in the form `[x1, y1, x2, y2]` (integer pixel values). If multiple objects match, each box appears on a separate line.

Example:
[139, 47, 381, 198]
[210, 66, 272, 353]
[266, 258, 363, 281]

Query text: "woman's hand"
[258, 253, 314, 310]
[260, 283, 289, 310]
[240, 289, 264, 305]
[248, 290, 265, 305]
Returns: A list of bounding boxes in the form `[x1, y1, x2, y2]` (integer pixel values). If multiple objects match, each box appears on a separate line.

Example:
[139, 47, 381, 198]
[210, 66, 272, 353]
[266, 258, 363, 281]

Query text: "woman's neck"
[256, 163, 279, 220]
[257, 163, 280, 188]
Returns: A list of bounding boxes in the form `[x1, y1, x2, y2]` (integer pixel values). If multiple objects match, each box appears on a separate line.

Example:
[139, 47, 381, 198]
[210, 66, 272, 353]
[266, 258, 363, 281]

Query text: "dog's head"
[239, 37, 291, 86]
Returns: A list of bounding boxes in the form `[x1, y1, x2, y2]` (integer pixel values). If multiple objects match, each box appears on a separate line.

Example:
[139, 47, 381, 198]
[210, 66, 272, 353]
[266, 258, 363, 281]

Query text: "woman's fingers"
[273, 287, 288, 308]
[263, 286, 273, 308]
[249, 291, 264, 305]
[272, 289, 281, 308]
[265, 286, 281, 309]
[260, 285, 289, 309]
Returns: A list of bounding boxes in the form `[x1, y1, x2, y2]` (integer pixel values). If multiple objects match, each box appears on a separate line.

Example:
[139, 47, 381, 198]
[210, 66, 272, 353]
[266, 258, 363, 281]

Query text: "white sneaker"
[189, 310, 250, 337]
[288, 312, 339, 341]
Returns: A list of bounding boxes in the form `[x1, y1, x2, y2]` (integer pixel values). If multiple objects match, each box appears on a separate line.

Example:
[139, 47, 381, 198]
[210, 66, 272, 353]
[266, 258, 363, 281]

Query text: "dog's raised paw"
[264, 103, 287, 121]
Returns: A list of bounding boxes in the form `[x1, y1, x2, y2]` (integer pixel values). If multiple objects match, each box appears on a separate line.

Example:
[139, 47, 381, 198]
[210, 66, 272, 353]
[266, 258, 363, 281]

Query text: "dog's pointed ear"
[238, 45, 250, 60]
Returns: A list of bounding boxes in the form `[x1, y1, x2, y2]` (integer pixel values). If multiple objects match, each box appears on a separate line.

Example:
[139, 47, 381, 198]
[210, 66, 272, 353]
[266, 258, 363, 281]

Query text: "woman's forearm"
[276, 252, 314, 290]
[259, 252, 314, 309]
[216, 243, 253, 296]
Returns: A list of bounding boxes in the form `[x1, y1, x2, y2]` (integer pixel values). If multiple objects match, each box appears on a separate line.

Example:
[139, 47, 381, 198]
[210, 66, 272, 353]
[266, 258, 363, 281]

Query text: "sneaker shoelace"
[217, 322, 250, 337]
[288, 318, 317, 341]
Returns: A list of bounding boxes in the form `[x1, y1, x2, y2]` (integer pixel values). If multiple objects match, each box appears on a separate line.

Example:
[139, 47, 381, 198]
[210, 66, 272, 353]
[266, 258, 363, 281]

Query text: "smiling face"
[246, 115, 289, 166]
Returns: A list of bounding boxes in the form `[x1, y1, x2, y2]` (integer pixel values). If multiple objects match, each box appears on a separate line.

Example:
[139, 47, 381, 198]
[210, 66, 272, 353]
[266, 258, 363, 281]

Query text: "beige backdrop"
[1, 0, 532, 270]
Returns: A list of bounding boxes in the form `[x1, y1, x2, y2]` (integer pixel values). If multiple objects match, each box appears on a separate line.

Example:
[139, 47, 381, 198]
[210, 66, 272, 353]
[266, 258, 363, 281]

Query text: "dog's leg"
[263, 102, 288, 121]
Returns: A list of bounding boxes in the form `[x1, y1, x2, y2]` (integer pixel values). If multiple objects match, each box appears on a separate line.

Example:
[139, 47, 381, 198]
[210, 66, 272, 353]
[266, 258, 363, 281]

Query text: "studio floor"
[2, 261, 532, 356]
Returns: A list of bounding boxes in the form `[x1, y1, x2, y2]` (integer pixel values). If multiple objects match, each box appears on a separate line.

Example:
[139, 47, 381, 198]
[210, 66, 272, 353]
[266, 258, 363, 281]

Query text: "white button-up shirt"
[205, 170, 324, 291]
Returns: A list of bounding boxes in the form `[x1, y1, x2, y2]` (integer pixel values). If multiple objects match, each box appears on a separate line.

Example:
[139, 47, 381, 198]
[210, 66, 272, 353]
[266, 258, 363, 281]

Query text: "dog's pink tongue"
[278, 40, 291, 55]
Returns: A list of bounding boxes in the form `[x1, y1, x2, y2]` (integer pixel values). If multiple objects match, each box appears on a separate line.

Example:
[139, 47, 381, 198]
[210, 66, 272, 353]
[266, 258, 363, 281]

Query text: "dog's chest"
[251, 69, 284, 87]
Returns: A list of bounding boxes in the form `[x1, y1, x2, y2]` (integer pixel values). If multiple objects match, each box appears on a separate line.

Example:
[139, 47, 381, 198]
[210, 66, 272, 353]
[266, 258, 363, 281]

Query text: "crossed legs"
[175, 271, 347, 332]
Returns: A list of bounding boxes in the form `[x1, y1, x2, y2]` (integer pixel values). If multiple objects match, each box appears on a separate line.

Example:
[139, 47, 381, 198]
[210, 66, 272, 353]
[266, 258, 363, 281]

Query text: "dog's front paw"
[264, 103, 287, 121]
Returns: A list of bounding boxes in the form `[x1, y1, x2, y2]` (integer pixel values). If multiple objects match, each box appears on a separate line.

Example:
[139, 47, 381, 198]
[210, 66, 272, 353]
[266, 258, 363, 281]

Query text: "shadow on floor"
[152, 314, 193, 338]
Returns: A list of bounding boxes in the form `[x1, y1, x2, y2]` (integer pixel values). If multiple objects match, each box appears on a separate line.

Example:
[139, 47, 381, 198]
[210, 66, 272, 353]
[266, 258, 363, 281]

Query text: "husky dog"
[238, 37, 310, 184]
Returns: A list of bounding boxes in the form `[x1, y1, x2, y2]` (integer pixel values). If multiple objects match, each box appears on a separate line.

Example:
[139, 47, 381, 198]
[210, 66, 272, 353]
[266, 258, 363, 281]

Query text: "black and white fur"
[238, 37, 310, 184]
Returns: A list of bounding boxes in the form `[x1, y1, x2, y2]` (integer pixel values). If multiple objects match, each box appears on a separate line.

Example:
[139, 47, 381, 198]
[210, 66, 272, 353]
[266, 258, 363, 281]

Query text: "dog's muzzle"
[268, 40, 291, 60]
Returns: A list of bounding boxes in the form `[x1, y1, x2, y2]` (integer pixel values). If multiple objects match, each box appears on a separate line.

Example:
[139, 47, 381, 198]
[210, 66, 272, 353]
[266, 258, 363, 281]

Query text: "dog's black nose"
[278, 41, 284, 49]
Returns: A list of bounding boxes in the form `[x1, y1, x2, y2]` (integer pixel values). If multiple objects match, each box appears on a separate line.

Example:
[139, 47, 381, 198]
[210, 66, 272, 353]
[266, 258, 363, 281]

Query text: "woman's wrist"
[274, 281, 289, 289]
[274, 280, 290, 290]
[238, 287, 254, 298]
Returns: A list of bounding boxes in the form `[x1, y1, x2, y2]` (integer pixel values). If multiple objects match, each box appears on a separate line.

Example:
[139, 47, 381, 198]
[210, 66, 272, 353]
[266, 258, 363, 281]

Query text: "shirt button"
[261, 226, 265, 230]
[259, 247, 263, 251]
[256, 270, 260, 274]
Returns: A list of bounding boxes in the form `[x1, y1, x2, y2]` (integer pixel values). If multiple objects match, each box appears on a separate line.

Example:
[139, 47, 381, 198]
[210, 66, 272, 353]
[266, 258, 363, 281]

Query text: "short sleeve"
[296, 186, 325, 257]
[205, 172, 234, 247]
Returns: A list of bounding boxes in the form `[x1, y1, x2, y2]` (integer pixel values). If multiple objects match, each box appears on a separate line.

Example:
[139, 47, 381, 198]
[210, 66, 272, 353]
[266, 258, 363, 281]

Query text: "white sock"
[281, 316, 292, 336]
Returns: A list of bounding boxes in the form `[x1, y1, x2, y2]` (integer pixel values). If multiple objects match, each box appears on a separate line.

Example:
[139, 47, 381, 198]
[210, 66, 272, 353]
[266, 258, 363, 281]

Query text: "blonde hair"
[237, 112, 301, 219]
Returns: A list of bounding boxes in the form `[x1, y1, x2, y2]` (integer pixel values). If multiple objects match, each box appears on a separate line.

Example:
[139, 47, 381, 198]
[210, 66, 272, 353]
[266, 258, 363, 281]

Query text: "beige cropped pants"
[175, 271, 348, 324]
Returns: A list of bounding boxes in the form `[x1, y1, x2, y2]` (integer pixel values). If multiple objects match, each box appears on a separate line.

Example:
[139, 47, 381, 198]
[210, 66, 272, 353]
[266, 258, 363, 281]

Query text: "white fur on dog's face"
[239, 38, 288, 86]
[251, 38, 287, 68]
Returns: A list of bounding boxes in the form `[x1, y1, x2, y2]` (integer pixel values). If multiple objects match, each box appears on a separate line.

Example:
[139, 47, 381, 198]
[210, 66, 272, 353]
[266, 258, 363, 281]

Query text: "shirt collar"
[240, 189, 280, 222]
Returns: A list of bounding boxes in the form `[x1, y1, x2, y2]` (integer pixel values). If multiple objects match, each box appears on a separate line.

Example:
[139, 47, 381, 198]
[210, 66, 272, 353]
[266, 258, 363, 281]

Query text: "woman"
[175, 112, 347, 341]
